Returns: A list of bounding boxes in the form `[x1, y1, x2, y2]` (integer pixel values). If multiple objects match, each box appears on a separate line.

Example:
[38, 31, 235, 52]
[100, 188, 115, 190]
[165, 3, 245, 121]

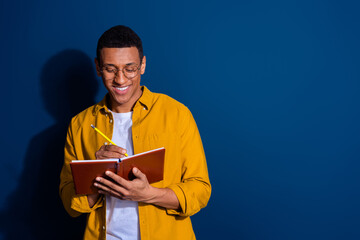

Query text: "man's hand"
[94, 168, 180, 210]
[95, 144, 127, 159]
[94, 168, 153, 202]
[88, 144, 127, 207]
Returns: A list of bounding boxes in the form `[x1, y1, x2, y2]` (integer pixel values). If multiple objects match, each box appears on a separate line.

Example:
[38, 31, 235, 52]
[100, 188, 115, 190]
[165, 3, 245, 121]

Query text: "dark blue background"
[1, 0, 359, 239]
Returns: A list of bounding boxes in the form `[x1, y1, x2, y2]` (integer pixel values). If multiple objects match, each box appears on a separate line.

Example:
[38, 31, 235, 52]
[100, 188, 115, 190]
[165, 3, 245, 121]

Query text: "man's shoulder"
[69, 103, 98, 129]
[149, 91, 188, 112]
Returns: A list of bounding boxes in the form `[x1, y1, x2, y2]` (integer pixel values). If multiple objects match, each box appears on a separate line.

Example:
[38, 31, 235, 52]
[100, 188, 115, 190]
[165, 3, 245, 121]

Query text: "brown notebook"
[70, 147, 165, 195]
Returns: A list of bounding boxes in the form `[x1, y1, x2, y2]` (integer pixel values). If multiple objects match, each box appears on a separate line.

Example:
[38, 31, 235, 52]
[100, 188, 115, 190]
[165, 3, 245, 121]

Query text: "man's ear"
[140, 56, 146, 75]
[94, 58, 101, 77]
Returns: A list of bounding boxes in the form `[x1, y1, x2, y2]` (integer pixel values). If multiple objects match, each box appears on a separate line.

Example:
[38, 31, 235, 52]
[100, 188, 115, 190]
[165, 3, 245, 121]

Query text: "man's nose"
[114, 70, 127, 84]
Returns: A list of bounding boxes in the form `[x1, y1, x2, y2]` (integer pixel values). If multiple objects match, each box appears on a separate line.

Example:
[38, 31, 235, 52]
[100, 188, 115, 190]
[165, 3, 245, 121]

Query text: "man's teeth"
[116, 86, 129, 91]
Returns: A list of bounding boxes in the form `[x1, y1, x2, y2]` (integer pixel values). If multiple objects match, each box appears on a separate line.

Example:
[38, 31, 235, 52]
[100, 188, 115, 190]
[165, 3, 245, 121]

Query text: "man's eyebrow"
[102, 63, 117, 67]
[125, 62, 138, 66]
[102, 62, 138, 67]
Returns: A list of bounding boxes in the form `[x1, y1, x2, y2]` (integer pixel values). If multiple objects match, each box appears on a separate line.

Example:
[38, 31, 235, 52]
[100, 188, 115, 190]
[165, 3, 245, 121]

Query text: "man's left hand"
[94, 168, 155, 202]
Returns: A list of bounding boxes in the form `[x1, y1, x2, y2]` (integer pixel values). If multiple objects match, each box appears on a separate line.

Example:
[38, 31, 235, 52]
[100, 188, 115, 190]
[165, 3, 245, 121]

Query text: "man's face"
[95, 47, 146, 113]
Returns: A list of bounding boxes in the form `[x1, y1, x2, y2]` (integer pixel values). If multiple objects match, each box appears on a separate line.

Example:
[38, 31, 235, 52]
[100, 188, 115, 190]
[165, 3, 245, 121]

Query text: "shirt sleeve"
[59, 119, 104, 217]
[166, 108, 211, 217]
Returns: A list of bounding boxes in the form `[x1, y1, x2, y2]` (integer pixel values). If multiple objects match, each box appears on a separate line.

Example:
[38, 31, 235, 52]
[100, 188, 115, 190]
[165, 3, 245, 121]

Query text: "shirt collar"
[92, 85, 153, 115]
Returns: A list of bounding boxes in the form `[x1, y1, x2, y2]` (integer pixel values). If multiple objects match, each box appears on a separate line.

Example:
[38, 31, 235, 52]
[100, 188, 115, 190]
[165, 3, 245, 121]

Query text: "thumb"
[132, 167, 146, 180]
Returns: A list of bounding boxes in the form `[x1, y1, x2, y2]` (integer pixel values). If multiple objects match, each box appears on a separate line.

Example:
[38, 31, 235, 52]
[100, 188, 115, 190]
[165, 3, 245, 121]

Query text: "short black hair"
[96, 25, 143, 64]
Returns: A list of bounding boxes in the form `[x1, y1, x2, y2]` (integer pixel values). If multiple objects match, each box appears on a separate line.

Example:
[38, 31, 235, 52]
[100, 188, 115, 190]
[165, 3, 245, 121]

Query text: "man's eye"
[105, 67, 116, 73]
[125, 68, 137, 73]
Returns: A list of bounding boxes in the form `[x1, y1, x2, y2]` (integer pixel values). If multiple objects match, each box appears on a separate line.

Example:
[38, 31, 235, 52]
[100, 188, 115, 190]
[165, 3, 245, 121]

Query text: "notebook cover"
[70, 147, 165, 195]
[118, 147, 165, 183]
[70, 160, 118, 195]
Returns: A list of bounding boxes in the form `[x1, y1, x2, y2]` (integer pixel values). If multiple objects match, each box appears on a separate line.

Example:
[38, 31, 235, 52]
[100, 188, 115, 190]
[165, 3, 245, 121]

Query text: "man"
[59, 25, 211, 240]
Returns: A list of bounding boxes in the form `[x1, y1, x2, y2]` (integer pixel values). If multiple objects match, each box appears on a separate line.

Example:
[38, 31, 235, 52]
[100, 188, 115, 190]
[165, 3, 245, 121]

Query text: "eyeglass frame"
[99, 63, 142, 80]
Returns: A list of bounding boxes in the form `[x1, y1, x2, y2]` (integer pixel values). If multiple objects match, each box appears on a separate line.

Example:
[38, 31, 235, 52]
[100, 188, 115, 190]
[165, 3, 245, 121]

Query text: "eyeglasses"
[100, 64, 141, 80]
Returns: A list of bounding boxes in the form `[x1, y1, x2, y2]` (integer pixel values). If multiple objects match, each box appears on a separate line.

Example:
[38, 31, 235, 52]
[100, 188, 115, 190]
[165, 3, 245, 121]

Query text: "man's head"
[96, 25, 144, 65]
[95, 25, 146, 113]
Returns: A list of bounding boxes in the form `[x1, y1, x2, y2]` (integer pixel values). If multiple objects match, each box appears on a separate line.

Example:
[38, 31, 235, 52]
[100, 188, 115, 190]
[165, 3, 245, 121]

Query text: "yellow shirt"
[59, 86, 211, 240]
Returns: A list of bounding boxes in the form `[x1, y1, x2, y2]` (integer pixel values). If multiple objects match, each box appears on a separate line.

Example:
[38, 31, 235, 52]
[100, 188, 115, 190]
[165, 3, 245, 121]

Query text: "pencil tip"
[91, 124, 95, 128]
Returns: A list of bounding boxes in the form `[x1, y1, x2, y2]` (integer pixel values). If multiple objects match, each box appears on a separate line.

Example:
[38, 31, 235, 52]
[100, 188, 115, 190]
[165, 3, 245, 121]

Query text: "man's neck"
[107, 89, 143, 113]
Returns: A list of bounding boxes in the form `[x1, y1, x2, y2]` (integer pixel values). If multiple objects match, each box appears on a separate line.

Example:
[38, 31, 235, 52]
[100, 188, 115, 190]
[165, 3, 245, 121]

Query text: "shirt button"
[103, 226, 105, 230]
[105, 113, 108, 117]
[110, 119, 113, 123]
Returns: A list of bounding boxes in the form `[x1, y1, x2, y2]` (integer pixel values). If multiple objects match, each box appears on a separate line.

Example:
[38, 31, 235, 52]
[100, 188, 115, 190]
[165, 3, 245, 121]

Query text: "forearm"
[145, 187, 180, 210]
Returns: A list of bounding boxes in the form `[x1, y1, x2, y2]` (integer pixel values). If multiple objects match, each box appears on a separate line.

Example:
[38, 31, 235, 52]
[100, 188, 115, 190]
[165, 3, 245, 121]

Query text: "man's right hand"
[88, 144, 127, 207]
[95, 144, 127, 159]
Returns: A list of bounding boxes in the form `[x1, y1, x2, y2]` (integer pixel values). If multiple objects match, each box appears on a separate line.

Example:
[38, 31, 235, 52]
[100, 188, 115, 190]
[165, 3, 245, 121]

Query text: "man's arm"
[165, 108, 211, 216]
[59, 120, 104, 216]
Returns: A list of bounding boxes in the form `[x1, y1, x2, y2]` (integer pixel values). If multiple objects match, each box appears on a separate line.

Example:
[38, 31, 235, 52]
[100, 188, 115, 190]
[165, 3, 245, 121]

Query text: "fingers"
[95, 144, 127, 159]
[104, 145, 127, 154]
[104, 171, 131, 189]
[94, 174, 129, 199]
[94, 170, 151, 201]
[98, 185, 124, 199]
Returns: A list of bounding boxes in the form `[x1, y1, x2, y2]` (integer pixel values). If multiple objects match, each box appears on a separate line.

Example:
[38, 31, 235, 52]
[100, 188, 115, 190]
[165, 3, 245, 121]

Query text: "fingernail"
[122, 150, 126, 154]
[105, 171, 111, 175]
[96, 177, 101, 181]
[133, 167, 138, 173]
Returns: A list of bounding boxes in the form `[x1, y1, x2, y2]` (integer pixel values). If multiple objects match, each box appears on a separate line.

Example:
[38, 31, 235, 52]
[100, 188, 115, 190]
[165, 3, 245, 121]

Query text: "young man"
[59, 25, 211, 240]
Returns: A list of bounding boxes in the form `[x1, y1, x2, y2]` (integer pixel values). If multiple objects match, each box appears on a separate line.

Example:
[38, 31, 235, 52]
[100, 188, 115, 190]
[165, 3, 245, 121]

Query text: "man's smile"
[115, 86, 129, 91]
[113, 85, 130, 95]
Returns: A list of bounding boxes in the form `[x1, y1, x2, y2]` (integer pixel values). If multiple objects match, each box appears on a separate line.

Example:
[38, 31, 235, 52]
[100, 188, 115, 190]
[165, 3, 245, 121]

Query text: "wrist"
[143, 187, 180, 210]
[144, 186, 163, 204]
[88, 193, 99, 208]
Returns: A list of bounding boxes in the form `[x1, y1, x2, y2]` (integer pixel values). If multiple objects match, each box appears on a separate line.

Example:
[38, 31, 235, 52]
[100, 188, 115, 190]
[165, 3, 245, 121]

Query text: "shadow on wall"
[0, 49, 99, 240]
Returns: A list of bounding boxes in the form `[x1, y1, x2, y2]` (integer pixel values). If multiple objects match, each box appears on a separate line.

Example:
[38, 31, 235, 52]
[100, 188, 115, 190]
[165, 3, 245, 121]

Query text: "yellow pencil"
[91, 124, 128, 157]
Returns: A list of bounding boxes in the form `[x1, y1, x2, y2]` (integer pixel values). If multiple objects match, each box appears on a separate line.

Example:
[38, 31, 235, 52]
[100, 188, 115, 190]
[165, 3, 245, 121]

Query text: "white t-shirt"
[106, 111, 140, 240]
